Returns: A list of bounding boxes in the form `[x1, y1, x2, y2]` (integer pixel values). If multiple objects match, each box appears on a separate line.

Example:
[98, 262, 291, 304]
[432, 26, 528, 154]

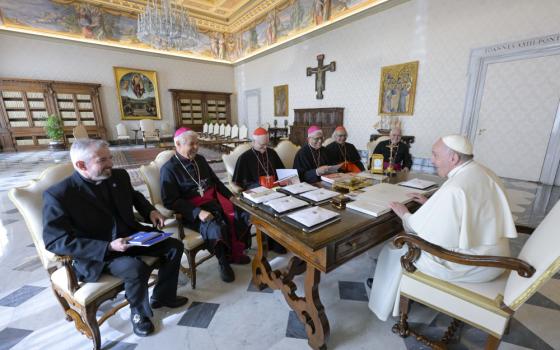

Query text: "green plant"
[44, 114, 64, 141]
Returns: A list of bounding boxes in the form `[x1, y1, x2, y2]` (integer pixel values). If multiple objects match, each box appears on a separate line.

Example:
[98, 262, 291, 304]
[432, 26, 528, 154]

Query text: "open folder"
[128, 232, 173, 247]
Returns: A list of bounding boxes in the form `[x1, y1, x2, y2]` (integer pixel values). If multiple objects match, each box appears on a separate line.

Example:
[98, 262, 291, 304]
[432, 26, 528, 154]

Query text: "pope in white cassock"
[368, 134, 518, 321]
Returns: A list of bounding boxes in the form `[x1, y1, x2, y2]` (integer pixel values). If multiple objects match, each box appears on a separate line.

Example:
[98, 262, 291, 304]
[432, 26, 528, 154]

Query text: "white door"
[473, 55, 560, 181]
[245, 90, 260, 132]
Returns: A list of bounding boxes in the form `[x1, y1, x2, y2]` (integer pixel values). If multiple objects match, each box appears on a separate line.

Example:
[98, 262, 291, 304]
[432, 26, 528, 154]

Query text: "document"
[398, 178, 437, 190]
[346, 183, 426, 217]
[242, 186, 286, 203]
[275, 169, 300, 185]
[286, 206, 340, 228]
[355, 172, 387, 181]
[299, 188, 340, 203]
[282, 182, 317, 194]
[264, 196, 308, 213]
[128, 232, 173, 247]
[320, 172, 353, 184]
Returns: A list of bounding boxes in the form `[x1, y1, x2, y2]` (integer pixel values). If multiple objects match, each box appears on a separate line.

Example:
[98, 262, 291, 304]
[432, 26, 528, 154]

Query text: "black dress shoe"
[150, 296, 189, 309]
[131, 313, 154, 337]
[219, 262, 235, 282]
[366, 278, 373, 289]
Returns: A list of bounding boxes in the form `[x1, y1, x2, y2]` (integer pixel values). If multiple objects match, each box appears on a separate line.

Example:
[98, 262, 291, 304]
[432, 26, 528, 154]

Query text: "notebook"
[128, 232, 173, 247]
[242, 186, 286, 203]
[346, 183, 426, 217]
[281, 182, 317, 194]
[398, 178, 437, 190]
[264, 196, 309, 213]
[298, 188, 340, 203]
[285, 206, 341, 232]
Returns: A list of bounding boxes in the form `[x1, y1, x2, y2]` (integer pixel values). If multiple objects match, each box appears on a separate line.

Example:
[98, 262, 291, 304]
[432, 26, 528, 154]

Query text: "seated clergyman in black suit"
[42, 139, 188, 337]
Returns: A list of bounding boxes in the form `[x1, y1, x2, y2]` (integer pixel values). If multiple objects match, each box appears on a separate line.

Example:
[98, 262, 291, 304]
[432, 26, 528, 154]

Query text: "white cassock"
[368, 160, 518, 321]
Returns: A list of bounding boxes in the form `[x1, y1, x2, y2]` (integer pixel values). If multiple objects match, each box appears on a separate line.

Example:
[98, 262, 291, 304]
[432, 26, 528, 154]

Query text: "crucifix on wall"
[306, 54, 336, 99]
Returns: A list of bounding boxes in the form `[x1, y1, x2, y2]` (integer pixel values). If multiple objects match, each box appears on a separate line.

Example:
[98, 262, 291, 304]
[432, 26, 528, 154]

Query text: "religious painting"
[113, 67, 161, 120]
[274, 85, 289, 116]
[378, 61, 419, 116]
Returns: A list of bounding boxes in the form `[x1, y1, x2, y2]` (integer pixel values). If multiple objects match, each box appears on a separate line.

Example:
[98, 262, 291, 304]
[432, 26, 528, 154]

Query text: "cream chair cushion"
[274, 140, 300, 169]
[222, 143, 252, 193]
[224, 124, 231, 138]
[504, 201, 560, 310]
[140, 119, 160, 140]
[115, 123, 130, 140]
[322, 137, 334, 147]
[400, 270, 510, 338]
[73, 124, 88, 140]
[231, 125, 239, 139]
[367, 136, 390, 161]
[238, 125, 248, 140]
[9, 163, 75, 269]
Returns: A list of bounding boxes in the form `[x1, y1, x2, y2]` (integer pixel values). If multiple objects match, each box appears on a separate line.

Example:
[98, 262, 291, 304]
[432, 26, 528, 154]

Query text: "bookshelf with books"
[0, 78, 106, 151]
[170, 89, 231, 132]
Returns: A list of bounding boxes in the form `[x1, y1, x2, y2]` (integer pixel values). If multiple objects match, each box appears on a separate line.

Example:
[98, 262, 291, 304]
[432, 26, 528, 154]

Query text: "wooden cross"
[306, 54, 336, 99]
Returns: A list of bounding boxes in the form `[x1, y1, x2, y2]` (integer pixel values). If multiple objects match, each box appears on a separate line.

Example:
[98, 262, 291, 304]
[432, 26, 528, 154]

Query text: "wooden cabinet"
[0, 78, 106, 151]
[290, 107, 344, 146]
[169, 89, 231, 132]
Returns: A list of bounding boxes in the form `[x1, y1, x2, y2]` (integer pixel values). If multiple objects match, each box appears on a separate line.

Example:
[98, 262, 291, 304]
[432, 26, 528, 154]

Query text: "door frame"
[460, 33, 560, 184]
[243, 88, 261, 130]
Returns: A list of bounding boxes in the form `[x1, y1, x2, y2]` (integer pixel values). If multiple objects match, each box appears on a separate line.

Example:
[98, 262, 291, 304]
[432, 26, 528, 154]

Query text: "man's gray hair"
[70, 139, 109, 166]
[174, 130, 198, 145]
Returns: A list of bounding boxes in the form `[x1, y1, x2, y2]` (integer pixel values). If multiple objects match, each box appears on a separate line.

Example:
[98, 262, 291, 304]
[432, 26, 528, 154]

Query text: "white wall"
[0, 32, 234, 140]
[233, 0, 560, 158]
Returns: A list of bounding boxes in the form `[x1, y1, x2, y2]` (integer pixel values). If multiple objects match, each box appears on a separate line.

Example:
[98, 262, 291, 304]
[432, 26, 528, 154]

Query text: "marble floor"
[0, 147, 559, 350]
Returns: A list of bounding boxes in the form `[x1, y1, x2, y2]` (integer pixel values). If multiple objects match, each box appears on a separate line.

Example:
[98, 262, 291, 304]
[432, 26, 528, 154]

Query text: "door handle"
[477, 128, 487, 136]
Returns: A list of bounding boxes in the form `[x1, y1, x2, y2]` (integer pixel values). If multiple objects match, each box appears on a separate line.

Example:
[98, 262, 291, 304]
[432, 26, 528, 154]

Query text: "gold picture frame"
[370, 154, 385, 174]
[378, 61, 419, 116]
[114, 67, 162, 120]
[274, 84, 289, 116]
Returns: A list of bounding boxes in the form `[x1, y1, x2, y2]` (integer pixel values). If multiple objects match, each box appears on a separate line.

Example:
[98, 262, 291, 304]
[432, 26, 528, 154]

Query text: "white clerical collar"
[447, 160, 473, 178]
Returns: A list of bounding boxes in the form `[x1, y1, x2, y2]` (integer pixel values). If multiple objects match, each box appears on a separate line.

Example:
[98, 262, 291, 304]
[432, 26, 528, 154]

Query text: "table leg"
[251, 228, 330, 349]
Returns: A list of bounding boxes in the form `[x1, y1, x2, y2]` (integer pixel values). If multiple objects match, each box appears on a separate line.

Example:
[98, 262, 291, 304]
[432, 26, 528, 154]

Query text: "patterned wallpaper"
[0, 32, 235, 140]
[234, 0, 560, 160]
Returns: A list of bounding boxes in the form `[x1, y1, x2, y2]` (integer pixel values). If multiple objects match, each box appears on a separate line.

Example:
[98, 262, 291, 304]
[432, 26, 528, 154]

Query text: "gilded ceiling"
[0, 0, 393, 63]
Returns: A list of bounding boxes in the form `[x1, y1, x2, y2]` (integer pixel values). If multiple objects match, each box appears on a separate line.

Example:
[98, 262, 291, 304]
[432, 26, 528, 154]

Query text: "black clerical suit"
[232, 147, 285, 190]
[293, 143, 330, 183]
[325, 142, 365, 171]
[372, 140, 413, 170]
[42, 169, 183, 317]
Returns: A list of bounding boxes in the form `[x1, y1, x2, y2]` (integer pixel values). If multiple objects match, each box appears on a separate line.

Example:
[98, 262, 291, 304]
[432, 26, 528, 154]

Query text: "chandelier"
[137, 0, 199, 51]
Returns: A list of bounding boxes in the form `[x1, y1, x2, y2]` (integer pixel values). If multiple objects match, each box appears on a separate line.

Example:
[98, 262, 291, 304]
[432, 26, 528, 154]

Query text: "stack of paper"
[355, 172, 388, 181]
[346, 183, 425, 217]
[321, 172, 353, 184]
[282, 182, 317, 194]
[286, 206, 340, 228]
[398, 178, 437, 189]
[264, 196, 308, 213]
[242, 186, 286, 203]
[299, 188, 340, 203]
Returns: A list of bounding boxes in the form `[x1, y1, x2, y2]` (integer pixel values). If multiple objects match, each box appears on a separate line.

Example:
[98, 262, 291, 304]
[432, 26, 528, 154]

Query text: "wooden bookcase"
[290, 107, 344, 146]
[169, 89, 231, 132]
[0, 78, 106, 151]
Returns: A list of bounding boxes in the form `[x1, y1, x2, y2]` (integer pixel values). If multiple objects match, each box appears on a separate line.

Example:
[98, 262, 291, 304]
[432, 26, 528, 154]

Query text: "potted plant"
[44, 114, 66, 151]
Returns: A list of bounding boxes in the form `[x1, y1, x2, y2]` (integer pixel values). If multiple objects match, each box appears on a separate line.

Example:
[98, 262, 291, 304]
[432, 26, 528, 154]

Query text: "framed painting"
[274, 84, 289, 116]
[378, 61, 419, 116]
[114, 67, 161, 120]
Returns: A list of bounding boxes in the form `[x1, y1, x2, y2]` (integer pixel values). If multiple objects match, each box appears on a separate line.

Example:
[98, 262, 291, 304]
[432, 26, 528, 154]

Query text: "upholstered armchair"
[115, 123, 131, 145]
[222, 142, 252, 194]
[391, 201, 560, 349]
[139, 119, 160, 148]
[274, 140, 300, 169]
[139, 150, 211, 289]
[8, 164, 159, 350]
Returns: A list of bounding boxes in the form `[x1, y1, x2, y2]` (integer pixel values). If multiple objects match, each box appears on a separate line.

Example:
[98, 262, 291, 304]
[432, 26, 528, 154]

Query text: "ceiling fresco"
[0, 0, 391, 63]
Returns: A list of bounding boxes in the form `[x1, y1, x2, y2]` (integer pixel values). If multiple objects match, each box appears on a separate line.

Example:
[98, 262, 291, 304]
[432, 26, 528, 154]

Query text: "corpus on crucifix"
[306, 54, 336, 99]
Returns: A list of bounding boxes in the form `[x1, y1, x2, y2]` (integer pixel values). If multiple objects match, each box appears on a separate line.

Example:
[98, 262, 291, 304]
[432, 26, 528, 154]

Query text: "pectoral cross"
[198, 186, 204, 197]
[306, 54, 336, 99]
[386, 143, 399, 176]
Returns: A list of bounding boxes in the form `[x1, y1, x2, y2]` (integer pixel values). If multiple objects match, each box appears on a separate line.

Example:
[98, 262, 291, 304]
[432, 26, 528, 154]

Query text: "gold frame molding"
[113, 66, 162, 120]
[378, 60, 419, 116]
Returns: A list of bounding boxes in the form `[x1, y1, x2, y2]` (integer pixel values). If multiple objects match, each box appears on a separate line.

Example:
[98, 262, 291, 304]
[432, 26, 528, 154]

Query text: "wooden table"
[232, 172, 441, 349]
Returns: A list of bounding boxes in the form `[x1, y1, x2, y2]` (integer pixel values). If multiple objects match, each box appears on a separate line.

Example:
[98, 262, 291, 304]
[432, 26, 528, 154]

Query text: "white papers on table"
[282, 182, 317, 194]
[242, 186, 286, 203]
[264, 196, 308, 213]
[286, 206, 340, 228]
[275, 169, 300, 184]
[355, 172, 388, 181]
[398, 178, 437, 190]
[346, 183, 426, 217]
[320, 172, 353, 184]
[299, 188, 340, 203]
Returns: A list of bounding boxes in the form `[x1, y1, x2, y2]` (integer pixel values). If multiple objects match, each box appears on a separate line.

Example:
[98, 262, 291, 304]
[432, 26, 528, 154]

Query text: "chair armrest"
[393, 232, 535, 278]
[53, 255, 80, 293]
[515, 224, 535, 234]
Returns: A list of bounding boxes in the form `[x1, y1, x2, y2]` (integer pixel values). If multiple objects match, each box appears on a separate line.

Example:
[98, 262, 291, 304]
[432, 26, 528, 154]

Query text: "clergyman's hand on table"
[389, 201, 410, 219]
[407, 192, 427, 205]
[316, 165, 330, 176]
[109, 237, 130, 252]
[149, 209, 166, 229]
[198, 210, 214, 223]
